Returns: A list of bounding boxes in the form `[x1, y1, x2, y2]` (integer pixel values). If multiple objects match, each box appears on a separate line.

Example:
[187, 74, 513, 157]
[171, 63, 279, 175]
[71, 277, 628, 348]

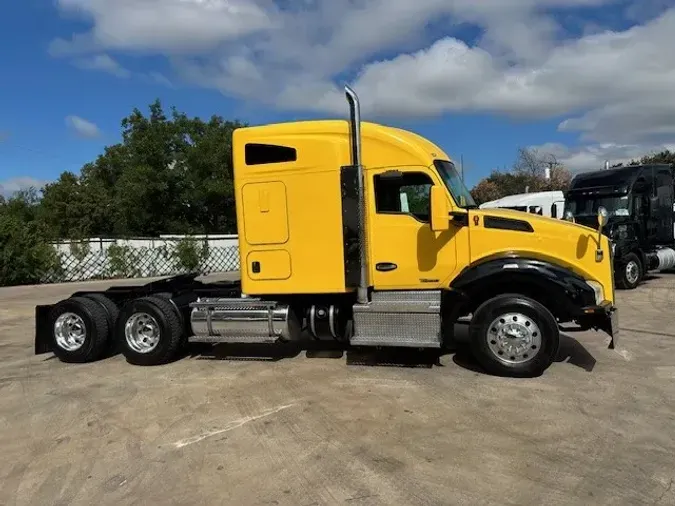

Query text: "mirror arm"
[596, 206, 608, 261]
[596, 228, 604, 261]
[449, 210, 469, 226]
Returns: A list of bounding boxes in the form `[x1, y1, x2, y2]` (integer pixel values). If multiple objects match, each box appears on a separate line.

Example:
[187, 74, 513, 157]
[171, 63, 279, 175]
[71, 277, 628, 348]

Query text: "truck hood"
[467, 207, 614, 303]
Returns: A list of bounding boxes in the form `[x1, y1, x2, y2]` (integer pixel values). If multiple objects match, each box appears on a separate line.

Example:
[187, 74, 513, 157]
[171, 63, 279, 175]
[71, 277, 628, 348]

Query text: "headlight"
[585, 280, 604, 305]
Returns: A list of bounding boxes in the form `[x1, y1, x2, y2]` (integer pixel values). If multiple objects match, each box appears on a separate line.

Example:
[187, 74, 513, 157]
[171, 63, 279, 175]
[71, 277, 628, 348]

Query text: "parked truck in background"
[564, 163, 675, 289]
[34, 86, 619, 378]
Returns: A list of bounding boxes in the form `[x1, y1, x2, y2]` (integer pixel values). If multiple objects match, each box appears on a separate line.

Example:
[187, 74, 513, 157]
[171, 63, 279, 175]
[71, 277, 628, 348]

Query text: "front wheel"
[616, 252, 642, 290]
[469, 294, 560, 378]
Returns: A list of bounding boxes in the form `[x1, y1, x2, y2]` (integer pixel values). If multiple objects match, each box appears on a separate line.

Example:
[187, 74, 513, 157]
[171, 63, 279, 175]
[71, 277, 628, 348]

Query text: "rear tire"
[82, 293, 120, 328]
[469, 294, 559, 378]
[48, 296, 110, 363]
[117, 296, 184, 366]
[150, 291, 189, 350]
[82, 293, 120, 354]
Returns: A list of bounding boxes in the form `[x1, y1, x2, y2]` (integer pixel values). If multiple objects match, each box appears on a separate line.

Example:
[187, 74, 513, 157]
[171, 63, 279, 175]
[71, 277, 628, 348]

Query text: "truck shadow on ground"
[188, 322, 596, 376]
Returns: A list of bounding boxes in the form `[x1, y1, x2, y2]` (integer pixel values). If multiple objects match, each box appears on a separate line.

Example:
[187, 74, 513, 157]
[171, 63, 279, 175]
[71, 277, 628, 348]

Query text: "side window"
[374, 171, 434, 222]
[245, 143, 297, 165]
[656, 168, 673, 205]
[632, 195, 644, 218]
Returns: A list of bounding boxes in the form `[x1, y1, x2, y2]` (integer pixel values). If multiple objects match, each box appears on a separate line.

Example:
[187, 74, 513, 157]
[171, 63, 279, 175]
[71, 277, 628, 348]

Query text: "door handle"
[376, 262, 398, 272]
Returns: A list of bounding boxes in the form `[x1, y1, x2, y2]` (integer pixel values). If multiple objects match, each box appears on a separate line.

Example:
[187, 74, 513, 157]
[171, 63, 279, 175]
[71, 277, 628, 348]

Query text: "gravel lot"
[1, 273, 674, 506]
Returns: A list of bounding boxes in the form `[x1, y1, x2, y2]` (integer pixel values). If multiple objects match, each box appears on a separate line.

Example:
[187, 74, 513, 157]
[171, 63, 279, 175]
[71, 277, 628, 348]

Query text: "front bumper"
[578, 300, 619, 349]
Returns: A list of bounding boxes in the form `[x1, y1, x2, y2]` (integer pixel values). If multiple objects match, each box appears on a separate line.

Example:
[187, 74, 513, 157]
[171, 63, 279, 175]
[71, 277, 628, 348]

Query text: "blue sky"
[2, 0, 675, 197]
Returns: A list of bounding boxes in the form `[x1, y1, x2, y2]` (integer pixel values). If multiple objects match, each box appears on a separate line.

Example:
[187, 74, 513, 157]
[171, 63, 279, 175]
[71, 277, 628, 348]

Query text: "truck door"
[367, 166, 459, 290]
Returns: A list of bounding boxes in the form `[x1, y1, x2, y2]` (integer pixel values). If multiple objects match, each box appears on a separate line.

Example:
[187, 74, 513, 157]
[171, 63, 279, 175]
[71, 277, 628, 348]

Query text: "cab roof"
[233, 119, 452, 170]
[569, 164, 673, 194]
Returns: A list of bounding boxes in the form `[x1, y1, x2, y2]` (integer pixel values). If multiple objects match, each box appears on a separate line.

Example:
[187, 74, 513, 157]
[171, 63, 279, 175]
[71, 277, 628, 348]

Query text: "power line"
[0, 138, 71, 163]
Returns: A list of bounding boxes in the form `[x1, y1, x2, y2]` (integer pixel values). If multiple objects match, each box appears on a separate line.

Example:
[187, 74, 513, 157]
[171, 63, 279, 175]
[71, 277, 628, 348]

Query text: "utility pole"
[545, 161, 553, 180]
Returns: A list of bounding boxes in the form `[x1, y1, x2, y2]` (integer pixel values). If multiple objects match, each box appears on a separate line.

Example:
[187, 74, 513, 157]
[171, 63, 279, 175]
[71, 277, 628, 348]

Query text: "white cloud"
[343, 8, 675, 122]
[52, 0, 275, 54]
[65, 53, 177, 88]
[65, 115, 101, 139]
[624, 0, 674, 22]
[49, 0, 675, 170]
[72, 54, 131, 78]
[145, 72, 175, 88]
[0, 177, 48, 198]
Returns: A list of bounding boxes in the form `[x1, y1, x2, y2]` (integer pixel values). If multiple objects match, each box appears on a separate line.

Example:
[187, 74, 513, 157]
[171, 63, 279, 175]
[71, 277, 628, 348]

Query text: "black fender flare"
[449, 255, 597, 321]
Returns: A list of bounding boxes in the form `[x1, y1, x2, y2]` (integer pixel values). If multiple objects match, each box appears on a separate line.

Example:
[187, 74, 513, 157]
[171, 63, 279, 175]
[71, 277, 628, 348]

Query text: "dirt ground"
[1, 273, 675, 506]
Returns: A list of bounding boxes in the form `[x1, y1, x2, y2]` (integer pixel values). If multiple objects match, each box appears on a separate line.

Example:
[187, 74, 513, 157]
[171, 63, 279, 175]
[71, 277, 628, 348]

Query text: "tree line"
[2, 99, 674, 286]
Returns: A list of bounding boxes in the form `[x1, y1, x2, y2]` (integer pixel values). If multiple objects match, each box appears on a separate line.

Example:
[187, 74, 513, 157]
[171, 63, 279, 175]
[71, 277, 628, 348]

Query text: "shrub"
[0, 192, 63, 286]
[106, 243, 143, 278]
[172, 237, 210, 272]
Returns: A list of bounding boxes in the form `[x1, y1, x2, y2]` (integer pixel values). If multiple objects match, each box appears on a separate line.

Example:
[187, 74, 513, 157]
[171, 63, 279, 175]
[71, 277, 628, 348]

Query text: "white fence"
[48, 235, 240, 283]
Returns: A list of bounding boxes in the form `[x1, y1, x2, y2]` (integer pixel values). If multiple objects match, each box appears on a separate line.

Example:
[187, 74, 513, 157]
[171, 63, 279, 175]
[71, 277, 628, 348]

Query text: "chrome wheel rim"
[626, 261, 639, 285]
[487, 312, 542, 365]
[125, 313, 160, 354]
[54, 312, 87, 351]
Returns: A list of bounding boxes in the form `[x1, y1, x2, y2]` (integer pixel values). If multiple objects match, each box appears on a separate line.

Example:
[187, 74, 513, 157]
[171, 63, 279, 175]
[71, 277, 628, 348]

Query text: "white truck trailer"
[479, 191, 565, 219]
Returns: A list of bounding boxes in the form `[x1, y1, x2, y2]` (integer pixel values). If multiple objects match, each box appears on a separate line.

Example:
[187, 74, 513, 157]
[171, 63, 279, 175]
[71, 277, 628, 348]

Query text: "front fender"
[449, 255, 597, 321]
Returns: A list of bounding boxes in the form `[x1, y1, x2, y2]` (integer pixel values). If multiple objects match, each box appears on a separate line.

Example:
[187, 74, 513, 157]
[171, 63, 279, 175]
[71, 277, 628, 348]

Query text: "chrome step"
[370, 290, 441, 303]
[363, 290, 441, 314]
[350, 291, 442, 348]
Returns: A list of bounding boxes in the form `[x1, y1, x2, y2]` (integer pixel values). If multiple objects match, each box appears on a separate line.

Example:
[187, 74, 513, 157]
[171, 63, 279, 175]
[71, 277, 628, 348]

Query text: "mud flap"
[597, 308, 619, 349]
[34, 305, 54, 355]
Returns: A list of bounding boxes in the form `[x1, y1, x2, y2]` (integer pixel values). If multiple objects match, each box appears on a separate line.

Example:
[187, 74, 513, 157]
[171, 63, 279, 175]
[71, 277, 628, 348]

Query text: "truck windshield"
[565, 195, 630, 217]
[434, 160, 477, 209]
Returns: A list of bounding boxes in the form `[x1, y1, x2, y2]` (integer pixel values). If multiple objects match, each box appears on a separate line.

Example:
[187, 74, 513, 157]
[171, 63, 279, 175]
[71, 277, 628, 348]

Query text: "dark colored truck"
[564, 163, 675, 289]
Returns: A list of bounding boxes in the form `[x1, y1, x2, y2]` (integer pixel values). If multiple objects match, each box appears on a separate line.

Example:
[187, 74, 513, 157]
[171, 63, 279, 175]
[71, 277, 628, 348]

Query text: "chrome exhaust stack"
[344, 85, 369, 304]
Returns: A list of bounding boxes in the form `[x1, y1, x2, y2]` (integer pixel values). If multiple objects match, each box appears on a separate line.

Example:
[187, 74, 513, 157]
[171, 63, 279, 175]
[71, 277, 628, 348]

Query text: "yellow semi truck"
[34, 86, 618, 377]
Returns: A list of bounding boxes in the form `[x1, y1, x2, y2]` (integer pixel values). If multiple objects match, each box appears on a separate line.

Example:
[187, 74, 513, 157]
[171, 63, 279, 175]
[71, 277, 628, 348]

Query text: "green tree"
[39, 171, 113, 239]
[0, 189, 62, 286]
[39, 99, 246, 238]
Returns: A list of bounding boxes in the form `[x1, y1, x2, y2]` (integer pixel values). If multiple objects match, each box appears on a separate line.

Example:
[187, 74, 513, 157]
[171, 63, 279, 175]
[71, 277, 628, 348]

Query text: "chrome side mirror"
[564, 210, 574, 222]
